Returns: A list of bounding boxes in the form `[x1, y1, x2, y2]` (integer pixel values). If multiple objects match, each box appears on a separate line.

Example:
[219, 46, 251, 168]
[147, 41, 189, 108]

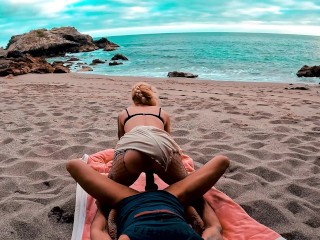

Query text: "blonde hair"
[131, 82, 158, 106]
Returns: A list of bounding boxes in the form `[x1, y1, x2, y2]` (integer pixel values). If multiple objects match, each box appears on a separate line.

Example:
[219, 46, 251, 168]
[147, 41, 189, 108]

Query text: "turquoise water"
[49, 32, 320, 83]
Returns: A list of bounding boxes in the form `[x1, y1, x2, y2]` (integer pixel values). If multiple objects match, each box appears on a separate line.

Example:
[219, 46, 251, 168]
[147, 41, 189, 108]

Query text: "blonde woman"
[109, 82, 189, 187]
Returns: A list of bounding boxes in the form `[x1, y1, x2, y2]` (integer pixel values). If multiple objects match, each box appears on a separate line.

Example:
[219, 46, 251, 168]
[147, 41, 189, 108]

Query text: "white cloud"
[9, 0, 81, 17]
[72, 5, 110, 12]
[298, 1, 320, 10]
[273, 0, 320, 10]
[122, 6, 150, 19]
[113, 0, 136, 4]
[223, 6, 282, 17]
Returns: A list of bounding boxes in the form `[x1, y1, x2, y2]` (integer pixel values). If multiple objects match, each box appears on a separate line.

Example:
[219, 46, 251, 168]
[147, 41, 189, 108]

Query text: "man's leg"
[66, 159, 139, 206]
[165, 155, 230, 206]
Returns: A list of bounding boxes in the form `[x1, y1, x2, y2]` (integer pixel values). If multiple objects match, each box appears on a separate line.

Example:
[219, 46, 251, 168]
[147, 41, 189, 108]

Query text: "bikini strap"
[125, 108, 130, 117]
[158, 107, 162, 117]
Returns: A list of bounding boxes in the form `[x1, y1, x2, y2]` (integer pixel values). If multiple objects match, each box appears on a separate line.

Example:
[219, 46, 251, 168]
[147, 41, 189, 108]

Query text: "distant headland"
[0, 27, 121, 76]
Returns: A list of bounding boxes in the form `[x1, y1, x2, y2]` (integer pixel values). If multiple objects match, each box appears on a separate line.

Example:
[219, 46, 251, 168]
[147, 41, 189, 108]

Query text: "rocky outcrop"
[0, 54, 73, 76]
[1, 27, 122, 76]
[5, 27, 118, 58]
[0, 54, 54, 76]
[111, 54, 128, 61]
[296, 65, 320, 77]
[93, 37, 119, 51]
[167, 71, 198, 78]
[5, 27, 95, 57]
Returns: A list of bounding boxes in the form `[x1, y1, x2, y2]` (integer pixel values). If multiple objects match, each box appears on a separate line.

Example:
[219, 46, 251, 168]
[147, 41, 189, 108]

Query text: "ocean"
[49, 32, 320, 83]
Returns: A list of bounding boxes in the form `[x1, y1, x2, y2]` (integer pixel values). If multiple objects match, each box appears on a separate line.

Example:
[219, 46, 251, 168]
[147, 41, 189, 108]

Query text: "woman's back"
[117, 81, 172, 139]
[119, 106, 170, 135]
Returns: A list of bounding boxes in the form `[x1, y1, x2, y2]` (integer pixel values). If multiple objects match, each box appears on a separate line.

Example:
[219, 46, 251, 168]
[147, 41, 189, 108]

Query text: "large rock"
[5, 27, 100, 57]
[0, 54, 54, 76]
[93, 37, 119, 51]
[296, 65, 320, 77]
[167, 71, 198, 78]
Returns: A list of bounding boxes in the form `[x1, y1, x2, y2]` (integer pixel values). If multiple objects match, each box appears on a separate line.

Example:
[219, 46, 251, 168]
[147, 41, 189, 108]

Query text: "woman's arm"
[91, 208, 112, 240]
[117, 112, 125, 139]
[201, 201, 223, 240]
[163, 111, 172, 134]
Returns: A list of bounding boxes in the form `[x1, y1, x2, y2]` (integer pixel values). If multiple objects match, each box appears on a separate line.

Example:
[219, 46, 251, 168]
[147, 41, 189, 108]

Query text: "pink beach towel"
[71, 149, 285, 240]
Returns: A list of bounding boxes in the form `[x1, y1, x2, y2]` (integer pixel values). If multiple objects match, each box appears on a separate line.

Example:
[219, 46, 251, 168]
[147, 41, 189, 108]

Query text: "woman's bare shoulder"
[118, 109, 128, 121]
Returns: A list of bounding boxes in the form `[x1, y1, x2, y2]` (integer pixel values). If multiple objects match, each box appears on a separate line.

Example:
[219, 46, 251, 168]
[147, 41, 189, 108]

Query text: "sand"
[0, 73, 319, 240]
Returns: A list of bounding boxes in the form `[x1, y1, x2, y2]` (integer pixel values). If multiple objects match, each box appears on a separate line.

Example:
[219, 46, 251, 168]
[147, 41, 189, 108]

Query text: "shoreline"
[7, 72, 318, 86]
[1, 73, 319, 239]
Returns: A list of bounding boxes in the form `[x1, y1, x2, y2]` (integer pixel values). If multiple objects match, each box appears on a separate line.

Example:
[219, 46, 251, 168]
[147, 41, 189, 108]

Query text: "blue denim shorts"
[122, 212, 203, 240]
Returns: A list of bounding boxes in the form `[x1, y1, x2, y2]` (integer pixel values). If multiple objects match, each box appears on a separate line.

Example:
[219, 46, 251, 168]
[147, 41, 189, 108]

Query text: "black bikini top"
[124, 108, 164, 126]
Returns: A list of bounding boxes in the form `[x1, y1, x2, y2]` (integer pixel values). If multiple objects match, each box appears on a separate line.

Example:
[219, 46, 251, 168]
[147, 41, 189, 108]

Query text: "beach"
[0, 73, 319, 240]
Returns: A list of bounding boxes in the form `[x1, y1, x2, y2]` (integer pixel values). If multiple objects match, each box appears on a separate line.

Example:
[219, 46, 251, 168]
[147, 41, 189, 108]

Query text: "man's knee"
[66, 159, 82, 174]
[216, 155, 230, 168]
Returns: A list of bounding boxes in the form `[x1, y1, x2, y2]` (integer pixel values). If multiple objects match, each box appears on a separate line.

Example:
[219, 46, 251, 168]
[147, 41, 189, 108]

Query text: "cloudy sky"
[1, 0, 320, 47]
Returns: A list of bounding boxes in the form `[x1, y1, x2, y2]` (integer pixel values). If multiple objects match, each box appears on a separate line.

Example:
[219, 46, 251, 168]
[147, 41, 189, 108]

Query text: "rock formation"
[5, 27, 119, 58]
[0, 27, 123, 77]
[167, 71, 198, 78]
[0, 54, 54, 76]
[93, 37, 119, 51]
[296, 65, 320, 77]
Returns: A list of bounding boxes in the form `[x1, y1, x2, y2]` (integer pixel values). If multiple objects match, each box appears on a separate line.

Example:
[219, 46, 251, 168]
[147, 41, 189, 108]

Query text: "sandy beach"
[0, 73, 319, 240]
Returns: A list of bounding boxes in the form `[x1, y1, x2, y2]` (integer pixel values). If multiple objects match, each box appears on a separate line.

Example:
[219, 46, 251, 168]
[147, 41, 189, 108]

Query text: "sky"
[1, 0, 320, 48]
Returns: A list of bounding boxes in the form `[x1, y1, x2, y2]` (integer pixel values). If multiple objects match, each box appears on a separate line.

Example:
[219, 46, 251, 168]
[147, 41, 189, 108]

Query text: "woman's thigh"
[153, 156, 188, 184]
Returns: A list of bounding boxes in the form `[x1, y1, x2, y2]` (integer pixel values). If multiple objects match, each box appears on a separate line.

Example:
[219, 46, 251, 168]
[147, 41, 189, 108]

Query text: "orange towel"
[71, 149, 285, 240]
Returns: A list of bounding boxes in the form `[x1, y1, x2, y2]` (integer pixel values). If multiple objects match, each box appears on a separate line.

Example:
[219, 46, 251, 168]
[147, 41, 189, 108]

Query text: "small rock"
[4, 74, 14, 79]
[77, 65, 93, 72]
[91, 59, 105, 64]
[167, 71, 198, 78]
[285, 86, 309, 90]
[67, 57, 79, 61]
[111, 54, 128, 61]
[53, 65, 70, 73]
[109, 61, 123, 66]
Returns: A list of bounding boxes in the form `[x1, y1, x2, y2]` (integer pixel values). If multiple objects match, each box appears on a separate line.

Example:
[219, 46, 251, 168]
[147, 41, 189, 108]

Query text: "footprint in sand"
[240, 200, 288, 227]
[248, 166, 285, 182]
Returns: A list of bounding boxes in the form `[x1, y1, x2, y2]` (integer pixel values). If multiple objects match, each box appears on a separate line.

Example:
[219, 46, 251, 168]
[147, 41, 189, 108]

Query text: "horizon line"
[2, 26, 320, 48]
